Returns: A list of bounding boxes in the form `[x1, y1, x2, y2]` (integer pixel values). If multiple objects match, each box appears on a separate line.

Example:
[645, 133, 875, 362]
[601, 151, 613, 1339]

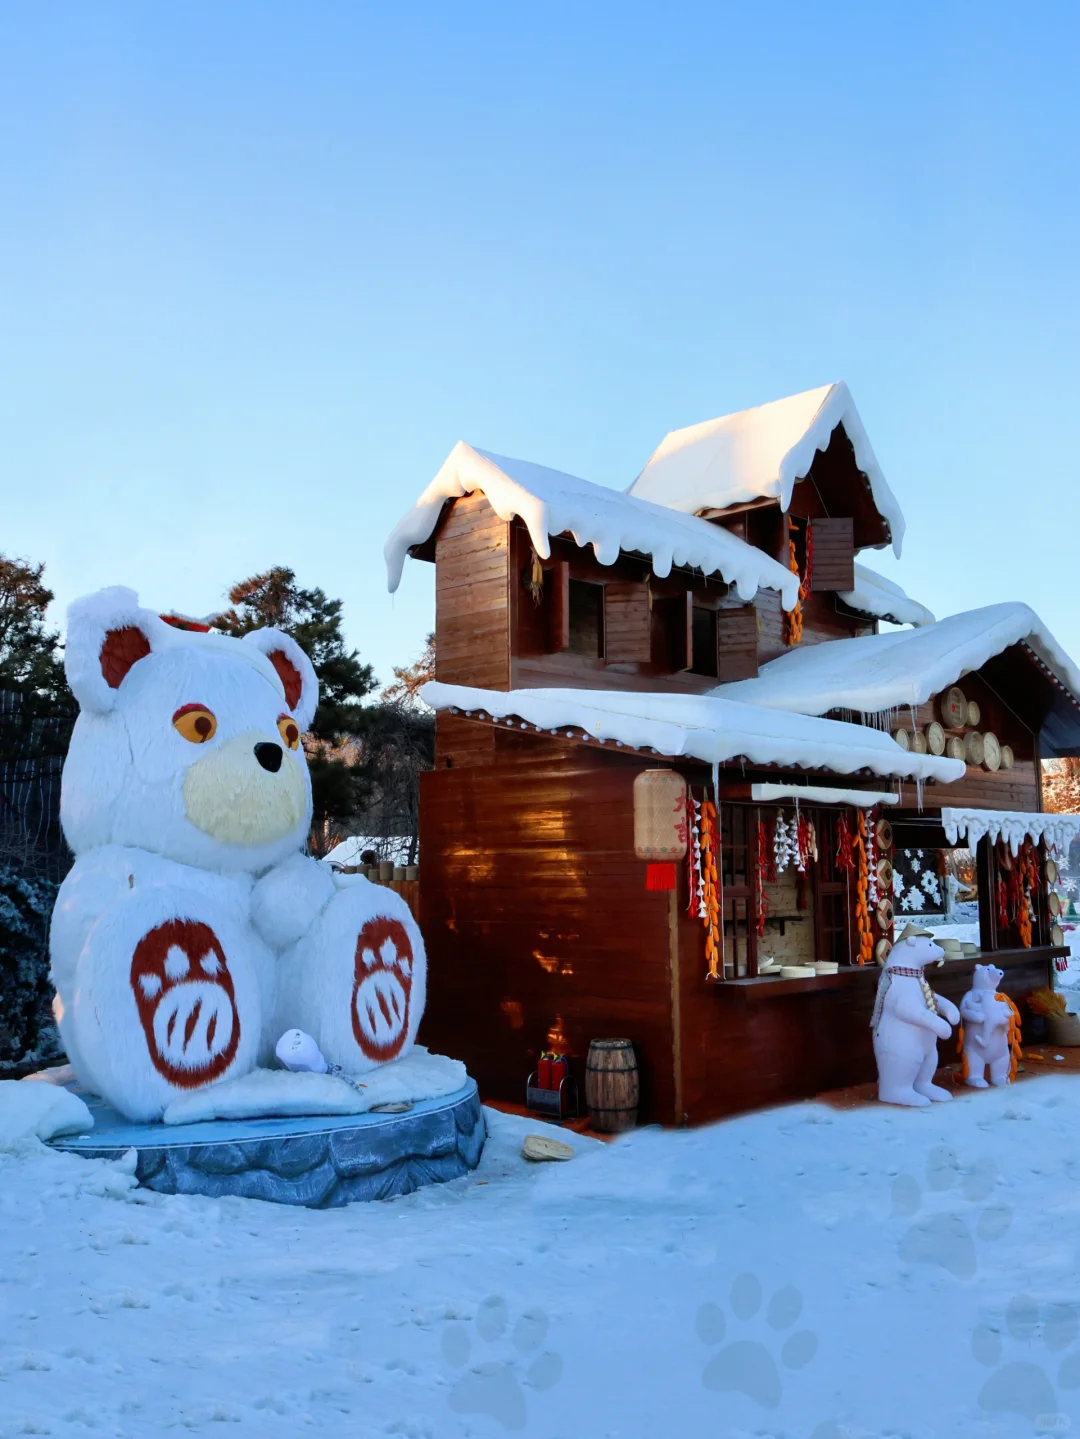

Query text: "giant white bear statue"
[871, 931, 959, 1107]
[50, 587, 426, 1122]
[959, 963, 1014, 1088]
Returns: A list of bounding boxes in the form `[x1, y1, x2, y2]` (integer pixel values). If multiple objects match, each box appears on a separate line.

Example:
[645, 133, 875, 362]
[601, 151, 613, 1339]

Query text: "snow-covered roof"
[384, 441, 800, 608]
[838, 564, 935, 628]
[627, 382, 906, 557]
[716, 602, 1080, 718]
[421, 682, 965, 785]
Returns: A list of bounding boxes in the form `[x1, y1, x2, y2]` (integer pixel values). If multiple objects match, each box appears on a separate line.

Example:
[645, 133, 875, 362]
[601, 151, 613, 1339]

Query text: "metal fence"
[0, 689, 72, 883]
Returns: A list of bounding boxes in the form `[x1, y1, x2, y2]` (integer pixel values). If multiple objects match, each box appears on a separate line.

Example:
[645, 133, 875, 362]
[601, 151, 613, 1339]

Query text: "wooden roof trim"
[441, 705, 943, 786]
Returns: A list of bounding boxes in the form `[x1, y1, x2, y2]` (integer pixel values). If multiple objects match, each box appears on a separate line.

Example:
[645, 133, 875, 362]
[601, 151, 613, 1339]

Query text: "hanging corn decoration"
[782, 519, 813, 647]
[700, 800, 722, 977]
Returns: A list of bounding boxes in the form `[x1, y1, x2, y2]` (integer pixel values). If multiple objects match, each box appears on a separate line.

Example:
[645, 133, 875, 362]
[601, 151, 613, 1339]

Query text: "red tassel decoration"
[646, 862, 677, 891]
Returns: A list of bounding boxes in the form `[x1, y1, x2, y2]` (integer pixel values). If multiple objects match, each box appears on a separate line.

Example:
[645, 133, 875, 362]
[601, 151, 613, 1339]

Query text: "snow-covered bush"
[0, 864, 62, 1073]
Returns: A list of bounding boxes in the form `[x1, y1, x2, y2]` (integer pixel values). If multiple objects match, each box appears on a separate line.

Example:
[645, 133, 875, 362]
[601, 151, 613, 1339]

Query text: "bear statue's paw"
[250, 853, 336, 952]
[69, 888, 267, 1122]
[273, 883, 427, 1076]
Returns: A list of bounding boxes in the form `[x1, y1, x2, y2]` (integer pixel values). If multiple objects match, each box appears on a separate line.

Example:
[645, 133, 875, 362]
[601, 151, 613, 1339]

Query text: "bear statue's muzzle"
[182, 730, 307, 846]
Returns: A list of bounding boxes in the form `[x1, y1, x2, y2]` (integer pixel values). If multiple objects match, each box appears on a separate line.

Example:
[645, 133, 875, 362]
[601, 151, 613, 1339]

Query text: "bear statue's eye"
[173, 705, 217, 744]
[277, 714, 301, 751]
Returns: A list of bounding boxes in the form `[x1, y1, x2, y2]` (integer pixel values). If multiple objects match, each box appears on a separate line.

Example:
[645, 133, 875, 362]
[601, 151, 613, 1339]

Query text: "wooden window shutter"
[604, 582, 652, 665]
[655, 592, 693, 672]
[547, 561, 570, 652]
[809, 517, 855, 592]
[715, 604, 759, 682]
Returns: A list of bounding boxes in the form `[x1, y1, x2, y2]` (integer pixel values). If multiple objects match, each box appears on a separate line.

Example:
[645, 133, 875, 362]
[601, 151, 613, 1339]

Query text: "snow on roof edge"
[421, 681, 965, 786]
[629, 382, 906, 558]
[384, 441, 801, 608]
[715, 602, 1080, 720]
[838, 564, 936, 628]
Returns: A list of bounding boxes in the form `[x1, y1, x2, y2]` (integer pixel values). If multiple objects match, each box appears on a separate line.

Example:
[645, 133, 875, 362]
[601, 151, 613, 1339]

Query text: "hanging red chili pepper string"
[753, 818, 771, 938]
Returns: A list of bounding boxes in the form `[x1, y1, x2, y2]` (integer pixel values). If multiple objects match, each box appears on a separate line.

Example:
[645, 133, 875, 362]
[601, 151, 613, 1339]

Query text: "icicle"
[915, 776, 925, 812]
[712, 759, 720, 801]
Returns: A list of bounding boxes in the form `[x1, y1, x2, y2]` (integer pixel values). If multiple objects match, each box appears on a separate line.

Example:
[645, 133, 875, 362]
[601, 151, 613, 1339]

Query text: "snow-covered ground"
[4, 1080, 1080, 1438]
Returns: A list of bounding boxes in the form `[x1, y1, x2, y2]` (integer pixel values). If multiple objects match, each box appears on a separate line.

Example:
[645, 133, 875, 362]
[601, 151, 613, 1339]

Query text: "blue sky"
[2, 3, 1078, 687]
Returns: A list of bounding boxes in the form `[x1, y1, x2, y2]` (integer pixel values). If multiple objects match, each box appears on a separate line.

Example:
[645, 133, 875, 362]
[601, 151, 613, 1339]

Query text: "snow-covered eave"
[774, 384, 904, 557]
[629, 382, 906, 558]
[716, 604, 1080, 723]
[421, 682, 965, 787]
[384, 441, 801, 608]
[837, 564, 936, 628]
[942, 807, 1080, 857]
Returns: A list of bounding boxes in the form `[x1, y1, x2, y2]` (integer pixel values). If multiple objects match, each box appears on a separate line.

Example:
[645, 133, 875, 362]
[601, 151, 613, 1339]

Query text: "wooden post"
[668, 889, 685, 1126]
[977, 837, 997, 952]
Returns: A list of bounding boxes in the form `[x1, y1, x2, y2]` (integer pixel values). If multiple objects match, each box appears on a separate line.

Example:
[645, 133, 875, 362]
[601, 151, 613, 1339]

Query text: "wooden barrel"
[585, 1039, 639, 1133]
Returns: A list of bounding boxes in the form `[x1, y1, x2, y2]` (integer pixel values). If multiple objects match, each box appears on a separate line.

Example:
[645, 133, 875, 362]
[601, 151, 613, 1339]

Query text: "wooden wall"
[419, 727, 677, 1123]
[435, 492, 510, 690]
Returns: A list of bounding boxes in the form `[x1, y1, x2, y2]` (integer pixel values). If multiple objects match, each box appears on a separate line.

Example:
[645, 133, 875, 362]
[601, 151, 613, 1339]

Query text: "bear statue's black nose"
[254, 742, 283, 773]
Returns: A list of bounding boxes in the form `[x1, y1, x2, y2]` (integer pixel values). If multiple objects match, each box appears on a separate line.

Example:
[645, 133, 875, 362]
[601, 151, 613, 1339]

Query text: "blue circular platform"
[51, 1079, 485, 1207]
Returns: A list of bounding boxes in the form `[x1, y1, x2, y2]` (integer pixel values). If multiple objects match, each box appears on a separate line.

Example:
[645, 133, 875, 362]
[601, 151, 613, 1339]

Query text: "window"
[691, 607, 718, 677]
[568, 580, 604, 657]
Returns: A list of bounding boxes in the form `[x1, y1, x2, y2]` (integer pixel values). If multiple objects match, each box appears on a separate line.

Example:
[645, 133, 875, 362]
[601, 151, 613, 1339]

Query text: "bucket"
[585, 1039, 639, 1133]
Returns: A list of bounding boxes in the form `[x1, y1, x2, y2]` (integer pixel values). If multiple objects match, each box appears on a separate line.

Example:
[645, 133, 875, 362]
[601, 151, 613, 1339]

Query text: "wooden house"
[385, 383, 1080, 1125]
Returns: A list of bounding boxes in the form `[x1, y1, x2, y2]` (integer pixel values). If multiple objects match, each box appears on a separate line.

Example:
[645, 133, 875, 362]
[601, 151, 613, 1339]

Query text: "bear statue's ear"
[65, 587, 162, 714]
[242, 628, 319, 732]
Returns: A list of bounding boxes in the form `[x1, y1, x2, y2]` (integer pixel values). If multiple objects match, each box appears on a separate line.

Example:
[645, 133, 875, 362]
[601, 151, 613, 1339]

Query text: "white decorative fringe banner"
[941, 807, 1080, 856]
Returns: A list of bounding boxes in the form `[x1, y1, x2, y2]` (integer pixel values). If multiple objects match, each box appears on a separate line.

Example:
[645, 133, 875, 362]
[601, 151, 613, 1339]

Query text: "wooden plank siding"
[435, 493, 511, 691]
[418, 730, 678, 1124]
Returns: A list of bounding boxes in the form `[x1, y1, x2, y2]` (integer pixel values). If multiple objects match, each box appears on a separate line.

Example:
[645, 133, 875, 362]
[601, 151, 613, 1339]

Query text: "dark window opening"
[568, 580, 604, 657]
[691, 607, 718, 677]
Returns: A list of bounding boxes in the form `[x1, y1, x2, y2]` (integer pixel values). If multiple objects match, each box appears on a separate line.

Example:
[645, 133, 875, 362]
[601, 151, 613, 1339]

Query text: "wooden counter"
[712, 947, 1068, 1003]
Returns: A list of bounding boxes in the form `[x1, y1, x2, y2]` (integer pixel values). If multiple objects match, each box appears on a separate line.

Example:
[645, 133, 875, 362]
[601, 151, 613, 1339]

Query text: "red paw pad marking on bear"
[352, 916, 413, 1063]
[130, 919, 240, 1087]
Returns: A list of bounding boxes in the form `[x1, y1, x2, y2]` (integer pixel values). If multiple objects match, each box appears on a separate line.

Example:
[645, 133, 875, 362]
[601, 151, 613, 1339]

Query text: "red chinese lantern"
[633, 770, 687, 891]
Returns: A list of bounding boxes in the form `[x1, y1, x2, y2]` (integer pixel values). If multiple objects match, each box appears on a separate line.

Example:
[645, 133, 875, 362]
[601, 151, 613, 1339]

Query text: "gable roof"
[421, 681, 964, 785]
[838, 564, 936, 628]
[716, 602, 1080, 728]
[627, 382, 905, 557]
[385, 441, 800, 607]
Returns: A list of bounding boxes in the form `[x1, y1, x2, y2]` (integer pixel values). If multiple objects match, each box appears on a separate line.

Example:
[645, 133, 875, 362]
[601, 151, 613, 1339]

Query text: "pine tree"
[210, 568, 377, 853]
[0, 554, 72, 1070]
[381, 632, 435, 706]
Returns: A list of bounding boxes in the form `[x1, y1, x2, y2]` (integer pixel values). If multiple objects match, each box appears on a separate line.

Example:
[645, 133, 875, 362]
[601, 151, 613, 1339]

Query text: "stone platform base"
[51, 1080, 485, 1207]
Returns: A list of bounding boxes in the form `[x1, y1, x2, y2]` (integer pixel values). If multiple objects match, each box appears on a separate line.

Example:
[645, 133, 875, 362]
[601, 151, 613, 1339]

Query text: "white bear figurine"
[50, 587, 426, 1122]
[959, 964, 1013, 1088]
[871, 933, 960, 1107]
